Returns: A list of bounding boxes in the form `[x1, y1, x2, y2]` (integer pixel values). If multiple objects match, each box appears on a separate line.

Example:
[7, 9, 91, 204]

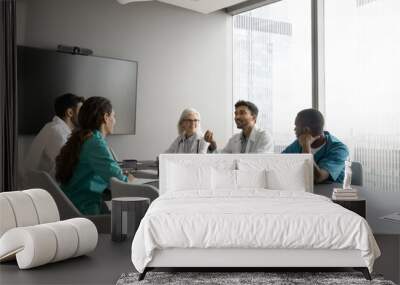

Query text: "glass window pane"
[325, 0, 400, 193]
[233, 0, 312, 152]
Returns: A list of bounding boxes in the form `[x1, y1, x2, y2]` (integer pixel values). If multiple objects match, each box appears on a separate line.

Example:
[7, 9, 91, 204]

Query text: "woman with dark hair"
[56, 96, 134, 215]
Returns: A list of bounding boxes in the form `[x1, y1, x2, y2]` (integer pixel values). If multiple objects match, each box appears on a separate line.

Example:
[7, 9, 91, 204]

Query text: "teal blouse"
[61, 130, 127, 215]
[282, 131, 349, 183]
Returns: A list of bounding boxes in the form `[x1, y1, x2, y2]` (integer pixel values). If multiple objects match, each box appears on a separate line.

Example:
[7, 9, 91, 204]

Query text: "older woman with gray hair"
[165, 108, 209, 153]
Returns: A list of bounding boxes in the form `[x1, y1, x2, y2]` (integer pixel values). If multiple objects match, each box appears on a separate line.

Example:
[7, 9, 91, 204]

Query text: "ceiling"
[116, 0, 250, 14]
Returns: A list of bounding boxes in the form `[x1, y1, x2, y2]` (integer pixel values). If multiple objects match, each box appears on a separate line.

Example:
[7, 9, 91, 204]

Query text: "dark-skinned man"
[282, 108, 349, 184]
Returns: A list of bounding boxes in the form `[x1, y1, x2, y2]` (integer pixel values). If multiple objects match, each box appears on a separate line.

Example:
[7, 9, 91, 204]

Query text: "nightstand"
[332, 199, 366, 218]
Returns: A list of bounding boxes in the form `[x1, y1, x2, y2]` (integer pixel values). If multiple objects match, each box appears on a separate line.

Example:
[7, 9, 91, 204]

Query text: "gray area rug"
[117, 272, 396, 285]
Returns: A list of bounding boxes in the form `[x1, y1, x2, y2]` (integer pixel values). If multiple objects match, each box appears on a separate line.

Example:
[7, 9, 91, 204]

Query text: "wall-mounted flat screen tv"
[18, 46, 138, 135]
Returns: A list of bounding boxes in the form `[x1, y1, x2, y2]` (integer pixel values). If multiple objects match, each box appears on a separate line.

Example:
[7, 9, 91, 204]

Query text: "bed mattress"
[131, 190, 380, 273]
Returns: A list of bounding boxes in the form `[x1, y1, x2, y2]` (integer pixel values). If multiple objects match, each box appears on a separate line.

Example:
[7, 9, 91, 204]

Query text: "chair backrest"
[25, 171, 83, 220]
[350, 161, 363, 186]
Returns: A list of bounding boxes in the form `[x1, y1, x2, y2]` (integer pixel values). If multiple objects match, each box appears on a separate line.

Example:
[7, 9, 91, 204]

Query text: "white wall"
[17, 0, 233, 161]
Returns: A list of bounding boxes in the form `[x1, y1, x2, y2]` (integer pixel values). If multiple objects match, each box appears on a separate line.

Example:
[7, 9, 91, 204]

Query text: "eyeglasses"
[183, 119, 200, 123]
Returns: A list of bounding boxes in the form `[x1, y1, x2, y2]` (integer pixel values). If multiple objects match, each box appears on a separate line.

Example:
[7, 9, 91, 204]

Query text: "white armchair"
[0, 189, 98, 269]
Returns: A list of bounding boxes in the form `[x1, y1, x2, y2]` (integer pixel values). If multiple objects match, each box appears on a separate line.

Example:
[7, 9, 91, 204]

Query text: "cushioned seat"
[0, 218, 97, 269]
[0, 189, 98, 269]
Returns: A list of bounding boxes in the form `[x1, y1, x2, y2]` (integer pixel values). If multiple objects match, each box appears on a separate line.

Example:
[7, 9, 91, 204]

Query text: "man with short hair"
[25, 93, 85, 177]
[204, 100, 273, 153]
[282, 108, 349, 184]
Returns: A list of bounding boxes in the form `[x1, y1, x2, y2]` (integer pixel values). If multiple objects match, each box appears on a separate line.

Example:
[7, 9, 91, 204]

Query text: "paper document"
[381, 212, 400, 224]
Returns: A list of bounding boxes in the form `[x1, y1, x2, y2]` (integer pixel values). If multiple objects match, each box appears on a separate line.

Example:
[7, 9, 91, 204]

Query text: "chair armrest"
[109, 178, 159, 202]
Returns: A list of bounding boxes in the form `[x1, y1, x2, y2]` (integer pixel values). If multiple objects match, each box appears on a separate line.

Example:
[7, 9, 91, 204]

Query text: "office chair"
[109, 178, 159, 202]
[25, 171, 111, 233]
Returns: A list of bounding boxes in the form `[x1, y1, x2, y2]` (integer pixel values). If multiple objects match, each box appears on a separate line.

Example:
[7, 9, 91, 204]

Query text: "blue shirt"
[61, 130, 127, 215]
[282, 131, 349, 183]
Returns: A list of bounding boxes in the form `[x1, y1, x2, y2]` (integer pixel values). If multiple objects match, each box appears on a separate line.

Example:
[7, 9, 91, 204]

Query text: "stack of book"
[332, 188, 359, 200]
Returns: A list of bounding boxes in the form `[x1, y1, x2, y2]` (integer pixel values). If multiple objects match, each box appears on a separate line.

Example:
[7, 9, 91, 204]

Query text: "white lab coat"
[25, 116, 71, 177]
[165, 133, 209, 154]
[220, 127, 274, 153]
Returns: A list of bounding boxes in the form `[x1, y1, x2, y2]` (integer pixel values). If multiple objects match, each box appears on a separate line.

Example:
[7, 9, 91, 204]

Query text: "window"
[324, 0, 400, 192]
[233, 0, 312, 152]
[233, 0, 399, 193]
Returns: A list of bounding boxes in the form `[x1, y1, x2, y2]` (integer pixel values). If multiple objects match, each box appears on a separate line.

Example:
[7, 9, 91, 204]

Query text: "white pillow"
[166, 162, 212, 192]
[266, 162, 307, 191]
[212, 168, 237, 190]
[236, 169, 267, 189]
[237, 158, 309, 192]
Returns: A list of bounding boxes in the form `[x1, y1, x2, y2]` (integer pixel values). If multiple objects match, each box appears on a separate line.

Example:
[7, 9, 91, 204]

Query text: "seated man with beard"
[204, 100, 273, 153]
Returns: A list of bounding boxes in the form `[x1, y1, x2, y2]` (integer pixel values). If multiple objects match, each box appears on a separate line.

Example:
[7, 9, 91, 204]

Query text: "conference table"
[124, 160, 159, 188]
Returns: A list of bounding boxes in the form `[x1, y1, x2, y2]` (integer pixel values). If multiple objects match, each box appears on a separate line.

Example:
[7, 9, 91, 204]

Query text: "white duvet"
[131, 190, 380, 273]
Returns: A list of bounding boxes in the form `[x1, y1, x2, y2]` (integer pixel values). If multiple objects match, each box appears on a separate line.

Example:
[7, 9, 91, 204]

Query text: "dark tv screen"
[18, 46, 138, 135]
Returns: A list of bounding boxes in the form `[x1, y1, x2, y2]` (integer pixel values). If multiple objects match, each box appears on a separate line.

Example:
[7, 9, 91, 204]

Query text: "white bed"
[131, 154, 380, 280]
